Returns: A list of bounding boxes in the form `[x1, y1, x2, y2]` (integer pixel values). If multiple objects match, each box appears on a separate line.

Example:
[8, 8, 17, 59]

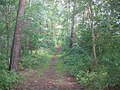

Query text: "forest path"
[14, 46, 84, 90]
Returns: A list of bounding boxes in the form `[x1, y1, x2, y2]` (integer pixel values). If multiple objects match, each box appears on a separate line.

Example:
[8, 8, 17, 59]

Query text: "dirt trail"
[15, 47, 84, 90]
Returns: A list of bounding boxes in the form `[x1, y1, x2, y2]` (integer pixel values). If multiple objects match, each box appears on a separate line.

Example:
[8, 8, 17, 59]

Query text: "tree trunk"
[67, 0, 71, 34]
[69, 0, 75, 48]
[9, 0, 26, 72]
[89, 0, 97, 65]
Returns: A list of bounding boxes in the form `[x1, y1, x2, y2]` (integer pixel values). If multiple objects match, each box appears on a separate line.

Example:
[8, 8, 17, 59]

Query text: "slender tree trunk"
[9, 0, 26, 71]
[89, 0, 97, 65]
[67, 0, 71, 34]
[69, 0, 75, 48]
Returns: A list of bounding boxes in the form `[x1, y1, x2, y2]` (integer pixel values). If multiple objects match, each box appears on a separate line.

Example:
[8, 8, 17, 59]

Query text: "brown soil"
[14, 47, 84, 90]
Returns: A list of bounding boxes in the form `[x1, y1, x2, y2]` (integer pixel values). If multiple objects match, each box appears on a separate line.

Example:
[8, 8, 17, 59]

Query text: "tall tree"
[9, 0, 26, 71]
[69, 0, 75, 48]
[67, 0, 71, 34]
[89, 0, 97, 65]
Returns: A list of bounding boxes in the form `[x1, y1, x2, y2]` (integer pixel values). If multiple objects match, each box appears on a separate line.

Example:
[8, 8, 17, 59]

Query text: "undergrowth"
[19, 49, 52, 77]
[61, 46, 120, 90]
[0, 54, 19, 90]
[4, 48, 52, 90]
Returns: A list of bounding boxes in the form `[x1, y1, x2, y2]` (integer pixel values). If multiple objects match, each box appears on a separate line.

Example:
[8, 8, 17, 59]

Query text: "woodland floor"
[14, 47, 84, 90]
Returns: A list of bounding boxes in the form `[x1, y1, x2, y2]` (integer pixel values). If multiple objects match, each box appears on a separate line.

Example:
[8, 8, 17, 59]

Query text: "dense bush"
[19, 49, 51, 69]
[62, 47, 120, 90]
[0, 54, 19, 90]
[62, 30, 120, 90]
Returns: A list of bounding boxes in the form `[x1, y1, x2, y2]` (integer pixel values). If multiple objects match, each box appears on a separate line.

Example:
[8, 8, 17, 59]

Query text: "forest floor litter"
[14, 47, 84, 90]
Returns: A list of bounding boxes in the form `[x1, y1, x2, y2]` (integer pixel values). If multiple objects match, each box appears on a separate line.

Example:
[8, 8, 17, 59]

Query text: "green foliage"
[0, 1, 19, 89]
[0, 0, 120, 90]
[77, 71, 105, 90]
[62, 41, 120, 90]
[0, 55, 19, 90]
[0, 70, 19, 90]
[61, 0, 120, 89]
[55, 54, 65, 75]
[19, 49, 51, 69]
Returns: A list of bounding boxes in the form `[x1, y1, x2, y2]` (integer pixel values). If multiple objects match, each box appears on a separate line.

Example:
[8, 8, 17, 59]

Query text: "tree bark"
[67, 0, 71, 34]
[69, 0, 75, 48]
[9, 0, 26, 72]
[89, 0, 97, 65]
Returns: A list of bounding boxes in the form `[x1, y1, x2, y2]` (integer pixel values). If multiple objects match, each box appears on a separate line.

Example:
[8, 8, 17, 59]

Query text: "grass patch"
[36, 59, 50, 77]
[55, 54, 65, 76]
[19, 48, 53, 77]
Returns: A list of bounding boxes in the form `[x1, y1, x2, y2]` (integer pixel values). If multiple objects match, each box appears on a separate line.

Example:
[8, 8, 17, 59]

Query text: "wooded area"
[0, 0, 120, 90]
